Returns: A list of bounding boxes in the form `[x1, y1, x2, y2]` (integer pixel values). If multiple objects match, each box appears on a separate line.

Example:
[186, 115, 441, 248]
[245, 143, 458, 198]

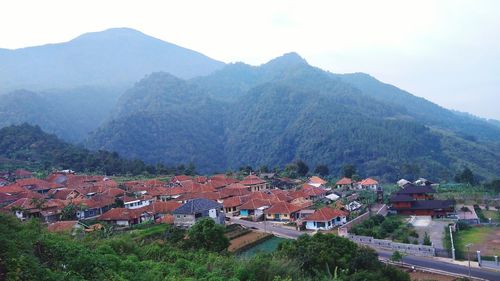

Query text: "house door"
[274, 214, 280, 219]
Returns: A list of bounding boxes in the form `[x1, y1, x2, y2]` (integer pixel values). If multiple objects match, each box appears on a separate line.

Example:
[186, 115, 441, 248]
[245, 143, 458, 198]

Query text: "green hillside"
[87, 54, 500, 181]
[0, 124, 155, 175]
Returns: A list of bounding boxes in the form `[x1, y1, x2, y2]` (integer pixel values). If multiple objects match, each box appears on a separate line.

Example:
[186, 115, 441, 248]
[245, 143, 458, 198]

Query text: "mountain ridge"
[87, 57, 500, 181]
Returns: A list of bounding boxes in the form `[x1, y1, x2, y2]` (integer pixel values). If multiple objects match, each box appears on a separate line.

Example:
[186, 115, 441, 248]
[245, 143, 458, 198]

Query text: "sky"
[1, 0, 499, 120]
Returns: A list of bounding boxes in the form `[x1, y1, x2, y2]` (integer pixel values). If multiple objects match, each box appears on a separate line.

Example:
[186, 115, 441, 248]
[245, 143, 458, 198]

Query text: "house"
[240, 175, 270, 192]
[239, 198, 275, 219]
[123, 195, 153, 209]
[14, 169, 33, 179]
[346, 201, 362, 211]
[75, 195, 115, 219]
[222, 196, 247, 216]
[359, 178, 379, 191]
[170, 175, 192, 185]
[3, 198, 66, 222]
[295, 184, 327, 202]
[307, 176, 327, 188]
[325, 193, 340, 202]
[99, 207, 153, 227]
[47, 220, 83, 234]
[15, 178, 62, 194]
[390, 184, 454, 217]
[172, 198, 225, 228]
[48, 188, 81, 200]
[397, 179, 411, 187]
[336, 177, 354, 190]
[303, 207, 348, 230]
[264, 202, 305, 222]
[414, 178, 435, 186]
[271, 177, 296, 190]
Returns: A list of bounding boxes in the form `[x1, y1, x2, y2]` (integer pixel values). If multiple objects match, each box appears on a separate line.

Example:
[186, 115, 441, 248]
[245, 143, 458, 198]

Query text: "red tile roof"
[170, 175, 192, 183]
[99, 208, 144, 221]
[0, 183, 27, 194]
[157, 214, 174, 224]
[147, 201, 181, 214]
[303, 207, 348, 222]
[240, 175, 266, 185]
[336, 177, 354, 185]
[308, 176, 327, 185]
[264, 202, 305, 215]
[239, 198, 276, 210]
[360, 178, 379, 186]
[16, 178, 62, 190]
[222, 196, 248, 208]
[47, 221, 78, 233]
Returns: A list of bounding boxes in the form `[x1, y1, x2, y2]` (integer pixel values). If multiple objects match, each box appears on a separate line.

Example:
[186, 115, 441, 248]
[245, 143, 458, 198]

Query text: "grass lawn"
[481, 210, 500, 223]
[454, 226, 500, 258]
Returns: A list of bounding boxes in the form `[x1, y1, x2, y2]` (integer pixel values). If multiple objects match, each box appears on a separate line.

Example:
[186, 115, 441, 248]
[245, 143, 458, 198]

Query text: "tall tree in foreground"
[186, 218, 229, 252]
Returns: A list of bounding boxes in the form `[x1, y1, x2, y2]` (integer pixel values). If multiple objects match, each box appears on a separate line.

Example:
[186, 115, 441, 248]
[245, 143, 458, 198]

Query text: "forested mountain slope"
[88, 54, 500, 181]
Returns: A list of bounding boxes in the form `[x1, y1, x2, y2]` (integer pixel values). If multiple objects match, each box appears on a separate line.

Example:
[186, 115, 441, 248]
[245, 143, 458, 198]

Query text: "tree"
[342, 164, 356, 179]
[390, 251, 403, 263]
[61, 204, 78, 220]
[295, 160, 309, 177]
[423, 232, 432, 246]
[186, 218, 229, 252]
[455, 167, 475, 185]
[314, 164, 329, 176]
[259, 165, 270, 173]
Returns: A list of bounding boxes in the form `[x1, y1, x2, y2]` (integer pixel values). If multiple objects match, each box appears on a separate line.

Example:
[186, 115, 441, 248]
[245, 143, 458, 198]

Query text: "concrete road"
[229, 217, 500, 281]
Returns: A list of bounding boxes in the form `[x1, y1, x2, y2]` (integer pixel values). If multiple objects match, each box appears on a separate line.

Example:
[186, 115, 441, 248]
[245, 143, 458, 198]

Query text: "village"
[1, 168, 499, 279]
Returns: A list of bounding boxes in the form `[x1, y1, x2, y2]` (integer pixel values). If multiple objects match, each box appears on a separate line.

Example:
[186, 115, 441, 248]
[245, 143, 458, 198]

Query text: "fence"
[347, 234, 436, 257]
[338, 204, 388, 237]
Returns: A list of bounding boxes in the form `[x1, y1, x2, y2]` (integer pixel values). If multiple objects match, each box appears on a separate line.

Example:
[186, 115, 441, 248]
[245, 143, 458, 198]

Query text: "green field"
[481, 210, 500, 223]
[454, 226, 500, 259]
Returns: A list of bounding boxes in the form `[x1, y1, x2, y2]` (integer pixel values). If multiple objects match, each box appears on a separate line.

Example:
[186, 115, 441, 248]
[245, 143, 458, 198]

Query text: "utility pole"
[466, 243, 472, 278]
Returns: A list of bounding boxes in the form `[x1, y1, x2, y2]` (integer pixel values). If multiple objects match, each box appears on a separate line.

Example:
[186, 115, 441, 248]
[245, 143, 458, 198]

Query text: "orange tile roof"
[240, 175, 266, 185]
[47, 221, 78, 233]
[239, 198, 276, 210]
[99, 208, 144, 221]
[303, 207, 348, 222]
[336, 177, 354, 185]
[222, 196, 248, 208]
[264, 202, 305, 215]
[308, 176, 327, 185]
[360, 178, 379, 185]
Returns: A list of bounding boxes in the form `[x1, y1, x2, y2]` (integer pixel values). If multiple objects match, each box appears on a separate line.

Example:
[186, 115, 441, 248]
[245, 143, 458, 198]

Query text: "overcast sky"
[1, 0, 499, 120]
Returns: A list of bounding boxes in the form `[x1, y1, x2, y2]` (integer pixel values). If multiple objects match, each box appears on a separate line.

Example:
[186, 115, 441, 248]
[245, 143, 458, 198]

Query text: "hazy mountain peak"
[70, 27, 150, 42]
[263, 52, 308, 68]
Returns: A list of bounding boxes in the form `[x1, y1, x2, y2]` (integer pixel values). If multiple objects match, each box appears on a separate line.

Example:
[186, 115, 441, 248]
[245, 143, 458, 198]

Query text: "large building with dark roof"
[173, 198, 225, 227]
[390, 183, 454, 217]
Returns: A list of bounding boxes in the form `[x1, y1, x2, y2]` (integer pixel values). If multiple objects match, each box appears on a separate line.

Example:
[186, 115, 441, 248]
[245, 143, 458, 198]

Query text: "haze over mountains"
[1, 28, 500, 181]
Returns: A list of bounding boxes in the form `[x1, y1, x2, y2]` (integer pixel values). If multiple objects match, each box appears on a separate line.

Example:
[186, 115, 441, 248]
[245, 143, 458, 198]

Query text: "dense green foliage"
[0, 123, 156, 175]
[88, 54, 500, 181]
[350, 215, 419, 243]
[186, 218, 229, 252]
[0, 87, 123, 143]
[277, 233, 410, 281]
[0, 213, 409, 281]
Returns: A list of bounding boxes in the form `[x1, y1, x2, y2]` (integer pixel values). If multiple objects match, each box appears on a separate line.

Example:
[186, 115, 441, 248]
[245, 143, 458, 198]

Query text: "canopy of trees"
[0, 213, 410, 281]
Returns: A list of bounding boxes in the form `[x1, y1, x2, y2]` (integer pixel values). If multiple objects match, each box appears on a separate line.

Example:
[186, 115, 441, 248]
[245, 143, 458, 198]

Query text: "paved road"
[230, 218, 500, 281]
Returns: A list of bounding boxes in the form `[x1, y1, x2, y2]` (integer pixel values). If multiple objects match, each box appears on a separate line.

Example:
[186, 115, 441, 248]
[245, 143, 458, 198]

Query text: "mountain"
[0, 27, 224, 93]
[88, 54, 500, 181]
[0, 87, 123, 143]
[0, 28, 225, 143]
[0, 123, 155, 175]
